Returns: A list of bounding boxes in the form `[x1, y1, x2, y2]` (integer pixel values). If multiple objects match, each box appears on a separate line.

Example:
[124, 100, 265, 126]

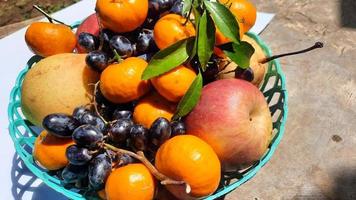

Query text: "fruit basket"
[8, 16, 288, 199]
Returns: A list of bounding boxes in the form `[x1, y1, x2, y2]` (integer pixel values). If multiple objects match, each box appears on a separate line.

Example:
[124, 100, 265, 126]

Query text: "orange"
[98, 189, 107, 200]
[105, 164, 155, 200]
[100, 57, 151, 104]
[152, 65, 196, 102]
[215, 28, 231, 46]
[133, 92, 176, 128]
[33, 130, 74, 170]
[215, 0, 257, 45]
[213, 46, 226, 58]
[154, 14, 196, 49]
[155, 135, 221, 199]
[25, 22, 76, 57]
[96, 0, 148, 33]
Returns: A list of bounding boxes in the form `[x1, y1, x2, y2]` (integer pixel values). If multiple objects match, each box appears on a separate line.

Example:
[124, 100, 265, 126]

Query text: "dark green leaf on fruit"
[204, 0, 240, 43]
[219, 41, 255, 69]
[142, 37, 195, 80]
[197, 11, 216, 71]
[190, 6, 202, 62]
[173, 72, 203, 120]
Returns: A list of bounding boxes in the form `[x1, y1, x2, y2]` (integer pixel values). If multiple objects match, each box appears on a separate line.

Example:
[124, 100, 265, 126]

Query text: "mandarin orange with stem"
[25, 22, 76, 57]
[152, 65, 196, 102]
[155, 135, 221, 199]
[100, 57, 151, 104]
[154, 14, 195, 49]
[133, 92, 176, 128]
[33, 130, 75, 170]
[105, 163, 155, 200]
[96, 0, 148, 33]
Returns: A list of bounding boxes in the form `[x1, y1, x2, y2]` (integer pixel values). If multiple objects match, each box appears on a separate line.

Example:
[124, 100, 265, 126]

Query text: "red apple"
[185, 79, 273, 171]
[75, 13, 100, 53]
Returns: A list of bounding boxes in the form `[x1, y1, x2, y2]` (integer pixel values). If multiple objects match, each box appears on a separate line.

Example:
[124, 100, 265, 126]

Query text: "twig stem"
[92, 81, 109, 125]
[103, 143, 187, 187]
[33, 5, 70, 27]
[259, 42, 324, 64]
[183, 0, 195, 26]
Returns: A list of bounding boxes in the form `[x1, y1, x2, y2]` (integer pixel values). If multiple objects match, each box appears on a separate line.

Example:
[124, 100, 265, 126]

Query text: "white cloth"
[0, 0, 274, 198]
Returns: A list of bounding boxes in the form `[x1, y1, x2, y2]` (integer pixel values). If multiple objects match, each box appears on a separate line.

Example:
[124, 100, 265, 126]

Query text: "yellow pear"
[218, 35, 267, 87]
[21, 53, 99, 126]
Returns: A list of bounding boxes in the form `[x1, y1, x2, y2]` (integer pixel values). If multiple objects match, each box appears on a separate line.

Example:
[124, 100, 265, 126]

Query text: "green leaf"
[219, 41, 255, 69]
[142, 37, 195, 80]
[173, 72, 203, 120]
[182, 0, 192, 16]
[190, 6, 202, 61]
[192, 5, 202, 23]
[204, 0, 240, 44]
[197, 11, 215, 71]
[193, 0, 202, 7]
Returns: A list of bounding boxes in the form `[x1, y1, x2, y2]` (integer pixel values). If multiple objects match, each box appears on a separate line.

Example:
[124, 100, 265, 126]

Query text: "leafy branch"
[141, 0, 255, 119]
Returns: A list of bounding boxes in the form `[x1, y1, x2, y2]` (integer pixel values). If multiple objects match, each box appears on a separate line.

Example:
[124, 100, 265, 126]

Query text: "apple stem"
[259, 42, 324, 64]
[102, 143, 190, 190]
[33, 5, 70, 27]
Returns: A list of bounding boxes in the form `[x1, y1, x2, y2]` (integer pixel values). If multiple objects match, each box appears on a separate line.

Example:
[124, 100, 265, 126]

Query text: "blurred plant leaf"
[173, 72, 203, 120]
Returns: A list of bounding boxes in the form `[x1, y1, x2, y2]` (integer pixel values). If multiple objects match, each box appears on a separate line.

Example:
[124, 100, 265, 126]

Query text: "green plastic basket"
[7, 25, 288, 199]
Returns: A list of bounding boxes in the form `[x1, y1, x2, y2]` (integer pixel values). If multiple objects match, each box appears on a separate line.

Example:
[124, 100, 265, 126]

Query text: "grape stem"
[219, 67, 237, 75]
[216, 60, 234, 77]
[33, 5, 70, 27]
[102, 143, 191, 192]
[218, 60, 232, 73]
[92, 81, 109, 125]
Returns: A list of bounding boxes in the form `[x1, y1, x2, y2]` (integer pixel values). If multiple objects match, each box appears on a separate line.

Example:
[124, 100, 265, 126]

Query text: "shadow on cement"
[340, 0, 356, 28]
[11, 154, 66, 200]
[332, 169, 356, 200]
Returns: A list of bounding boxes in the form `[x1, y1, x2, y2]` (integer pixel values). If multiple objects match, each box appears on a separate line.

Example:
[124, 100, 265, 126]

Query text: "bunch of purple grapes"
[41, 92, 186, 194]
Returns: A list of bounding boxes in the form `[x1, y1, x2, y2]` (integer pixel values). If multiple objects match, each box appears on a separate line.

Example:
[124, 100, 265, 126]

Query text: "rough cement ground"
[0, 0, 79, 26]
[226, 0, 356, 199]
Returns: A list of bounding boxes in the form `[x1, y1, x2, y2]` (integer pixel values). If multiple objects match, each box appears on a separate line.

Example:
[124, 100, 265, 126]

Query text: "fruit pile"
[20, 0, 322, 199]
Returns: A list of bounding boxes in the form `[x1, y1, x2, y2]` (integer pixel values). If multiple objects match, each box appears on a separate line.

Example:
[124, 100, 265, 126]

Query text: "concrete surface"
[226, 0, 356, 199]
[0, 16, 42, 38]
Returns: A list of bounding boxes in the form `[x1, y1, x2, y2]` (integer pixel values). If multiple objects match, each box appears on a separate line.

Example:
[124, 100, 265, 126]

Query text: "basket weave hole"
[262, 75, 277, 95]
[15, 125, 29, 138]
[268, 91, 281, 107]
[19, 141, 34, 156]
[15, 104, 25, 120]
[272, 109, 282, 124]
[15, 92, 21, 101]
